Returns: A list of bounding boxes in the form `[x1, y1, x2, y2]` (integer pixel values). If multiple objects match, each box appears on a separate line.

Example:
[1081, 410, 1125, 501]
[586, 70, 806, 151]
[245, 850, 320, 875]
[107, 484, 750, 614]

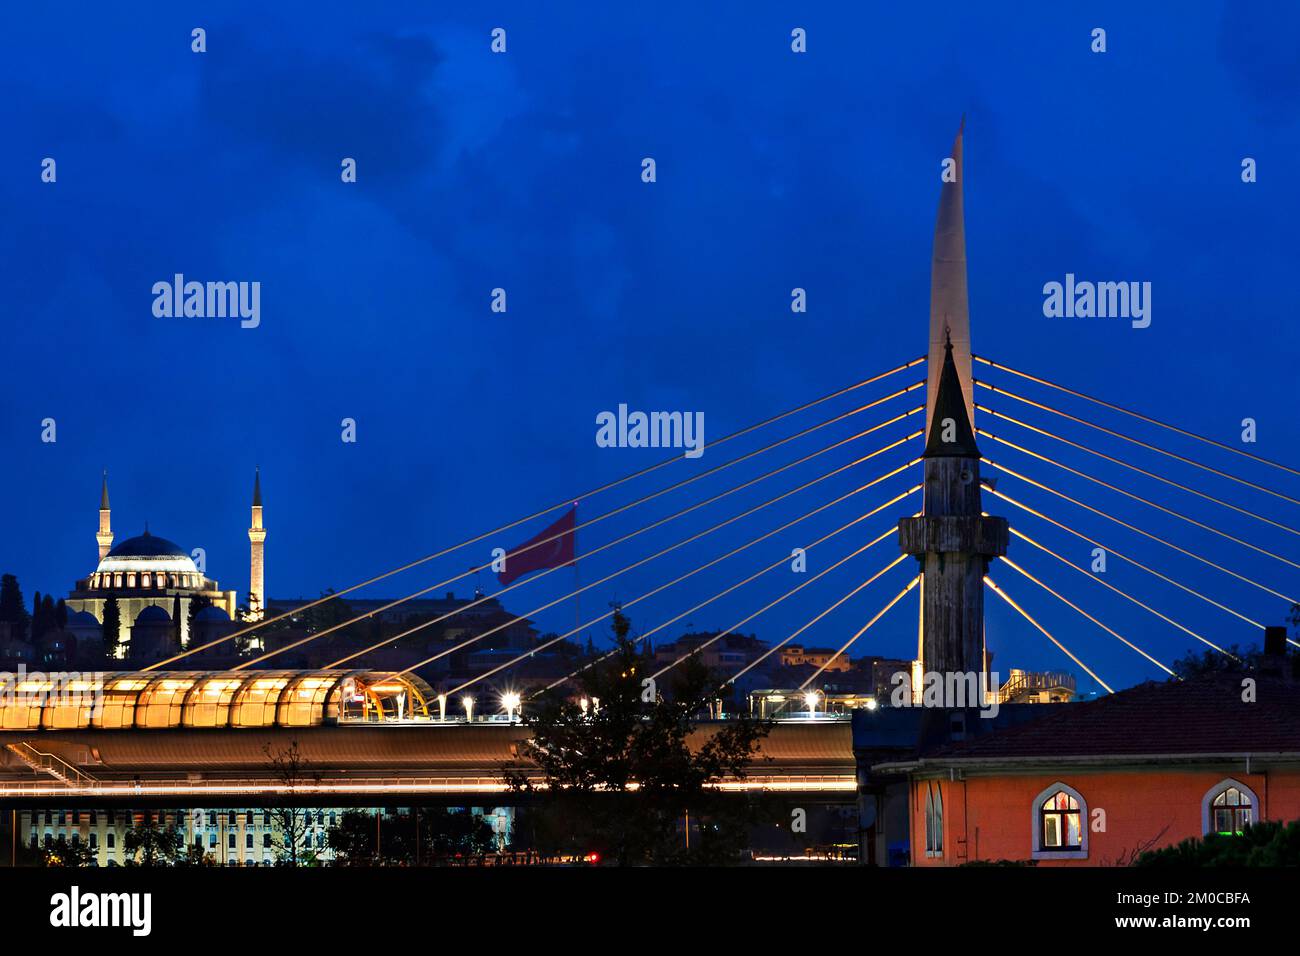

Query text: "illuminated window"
[924, 783, 943, 857]
[1203, 780, 1259, 836]
[1032, 783, 1088, 860]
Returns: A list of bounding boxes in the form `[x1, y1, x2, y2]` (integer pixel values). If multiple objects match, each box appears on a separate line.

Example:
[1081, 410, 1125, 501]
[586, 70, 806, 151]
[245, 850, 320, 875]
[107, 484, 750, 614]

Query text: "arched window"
[1032, 783, 1088, 860]
[924, 782, 944, 857]
[1203, 779, 1259, 836]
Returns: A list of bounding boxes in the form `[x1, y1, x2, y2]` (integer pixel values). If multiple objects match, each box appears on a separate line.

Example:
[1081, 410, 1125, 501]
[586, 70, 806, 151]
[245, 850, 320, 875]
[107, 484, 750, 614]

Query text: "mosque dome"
[195, 606, 230, 623]
[67, 610, 100, 627]
[134, 604, 171, 624]
[95, 529, 198, 576]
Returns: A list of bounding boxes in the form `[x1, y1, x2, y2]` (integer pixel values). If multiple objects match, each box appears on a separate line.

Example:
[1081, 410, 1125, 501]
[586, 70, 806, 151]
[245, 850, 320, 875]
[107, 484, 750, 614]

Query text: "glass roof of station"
[0, 669, 434, 731]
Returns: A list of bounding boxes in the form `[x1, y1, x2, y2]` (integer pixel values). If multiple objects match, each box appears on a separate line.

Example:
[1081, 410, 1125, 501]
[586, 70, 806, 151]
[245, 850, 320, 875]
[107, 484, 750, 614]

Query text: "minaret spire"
[926, 119, 974, 432]
[97, 470, 114, 562]
[248, 467, 266, 622]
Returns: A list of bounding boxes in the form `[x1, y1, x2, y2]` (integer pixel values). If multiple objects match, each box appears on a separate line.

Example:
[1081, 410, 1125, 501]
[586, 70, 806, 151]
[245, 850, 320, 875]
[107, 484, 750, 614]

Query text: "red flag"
[497, 506, 577, 585]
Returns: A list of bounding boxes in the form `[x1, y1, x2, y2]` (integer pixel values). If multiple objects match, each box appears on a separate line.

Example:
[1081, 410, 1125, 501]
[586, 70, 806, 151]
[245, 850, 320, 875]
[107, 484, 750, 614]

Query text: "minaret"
[899, 338, 1007, 675]
[97, 470, 113, 561]
[248, 467, 266, 621]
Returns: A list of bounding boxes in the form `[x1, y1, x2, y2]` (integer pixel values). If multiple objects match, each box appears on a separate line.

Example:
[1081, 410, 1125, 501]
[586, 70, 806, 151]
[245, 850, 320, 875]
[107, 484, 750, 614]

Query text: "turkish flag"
[497, 506, 577, 585]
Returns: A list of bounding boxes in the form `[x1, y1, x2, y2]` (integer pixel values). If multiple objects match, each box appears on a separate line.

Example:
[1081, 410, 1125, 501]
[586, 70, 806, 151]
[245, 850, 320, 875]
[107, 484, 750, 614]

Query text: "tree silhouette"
[263, 740, 322, 866]
[123, 811, 184, 866]
[505, 606, 772, 865]
[101, 597, 122, 658]
[0, 574, 30, 642]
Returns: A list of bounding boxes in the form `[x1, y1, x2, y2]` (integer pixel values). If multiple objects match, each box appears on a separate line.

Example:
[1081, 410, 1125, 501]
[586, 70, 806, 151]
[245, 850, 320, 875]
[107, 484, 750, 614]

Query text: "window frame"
[1031, 782, 1088, 861]
[1202, 779, 1260, 837]
[923, 782, 944, 858]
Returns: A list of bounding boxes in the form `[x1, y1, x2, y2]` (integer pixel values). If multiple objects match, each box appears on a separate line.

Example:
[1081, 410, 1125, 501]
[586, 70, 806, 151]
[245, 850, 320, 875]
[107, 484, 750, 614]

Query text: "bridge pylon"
[900, 122, 1009, 681]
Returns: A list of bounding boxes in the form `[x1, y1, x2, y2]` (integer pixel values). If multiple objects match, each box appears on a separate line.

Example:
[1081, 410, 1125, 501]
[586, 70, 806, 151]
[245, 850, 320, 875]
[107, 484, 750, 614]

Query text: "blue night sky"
[2, 2, 1298, 694]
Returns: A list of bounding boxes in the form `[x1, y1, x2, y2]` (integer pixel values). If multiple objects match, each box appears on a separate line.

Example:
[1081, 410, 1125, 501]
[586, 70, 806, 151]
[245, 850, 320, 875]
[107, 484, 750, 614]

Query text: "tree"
[1171, 642, 1294, 678]
[186, 593, 212, 637]
[326, 810, 377, 866]
[42, 835, 97, 868]
[31, 591, 46, 640]
[172, 595, 183, 647]
[176, 843, 217, 867]
[55, 598, 68, 629]
[1135, 819, 1300, 866]
[324, 807, 498, 866]
[263, 741, 322, 866]
[0, 574, 30, 642]
[505, 607, 772, 865]
[101, 597, 122, 658]
[123, 812, 185, 866]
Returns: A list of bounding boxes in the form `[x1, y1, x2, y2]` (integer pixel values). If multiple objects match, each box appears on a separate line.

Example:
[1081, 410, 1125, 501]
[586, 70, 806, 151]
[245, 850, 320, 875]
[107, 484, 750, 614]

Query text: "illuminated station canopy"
[0, 669, 434, 731]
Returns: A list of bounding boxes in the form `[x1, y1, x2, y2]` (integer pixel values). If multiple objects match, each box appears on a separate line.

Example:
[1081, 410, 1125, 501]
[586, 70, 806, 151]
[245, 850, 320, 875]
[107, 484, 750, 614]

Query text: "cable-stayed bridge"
[4, 347, 1296, 801]
[4, 125, 1298, 803]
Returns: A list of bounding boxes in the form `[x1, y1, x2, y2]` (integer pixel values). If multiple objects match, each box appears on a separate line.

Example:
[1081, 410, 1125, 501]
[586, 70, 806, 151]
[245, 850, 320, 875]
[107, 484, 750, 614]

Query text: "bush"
[1134, 819, 1300, 867]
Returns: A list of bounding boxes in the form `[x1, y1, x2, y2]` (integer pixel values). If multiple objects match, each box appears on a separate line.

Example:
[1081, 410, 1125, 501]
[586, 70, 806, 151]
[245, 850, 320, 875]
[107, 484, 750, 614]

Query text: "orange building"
[779, 644, 852, 672]
[872, 673, 1300, 865]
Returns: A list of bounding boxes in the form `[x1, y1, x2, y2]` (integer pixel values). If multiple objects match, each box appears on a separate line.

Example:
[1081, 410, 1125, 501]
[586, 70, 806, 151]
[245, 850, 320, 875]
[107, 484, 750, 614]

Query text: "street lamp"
[502, 691, 521, 723]
[803, 690, 820, 717]
[462, 695, 474, 722]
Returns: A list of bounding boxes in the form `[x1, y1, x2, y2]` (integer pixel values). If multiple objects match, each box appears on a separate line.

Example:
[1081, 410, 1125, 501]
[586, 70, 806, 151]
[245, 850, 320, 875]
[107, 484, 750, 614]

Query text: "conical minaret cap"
[924, 339, 980, 458]
[252, 467, 262, 507]
[100, 470, 110, 510]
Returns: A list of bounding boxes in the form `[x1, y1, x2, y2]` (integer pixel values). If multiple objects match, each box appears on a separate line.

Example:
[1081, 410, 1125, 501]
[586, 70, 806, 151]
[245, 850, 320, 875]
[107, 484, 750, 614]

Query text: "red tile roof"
[925, 674, 1300, 761]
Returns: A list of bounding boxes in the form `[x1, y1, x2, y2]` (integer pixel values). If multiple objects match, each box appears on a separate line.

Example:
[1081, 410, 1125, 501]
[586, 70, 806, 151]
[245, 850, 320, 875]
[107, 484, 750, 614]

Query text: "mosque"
[64, 470, 266, 658]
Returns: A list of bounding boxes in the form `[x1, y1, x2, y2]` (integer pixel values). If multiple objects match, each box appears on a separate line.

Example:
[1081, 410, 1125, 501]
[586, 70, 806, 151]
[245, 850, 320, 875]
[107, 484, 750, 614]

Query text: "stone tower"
[899, 338, 1007, 676]
[248, 467, 266, 621]
[97, 470, 113, 561]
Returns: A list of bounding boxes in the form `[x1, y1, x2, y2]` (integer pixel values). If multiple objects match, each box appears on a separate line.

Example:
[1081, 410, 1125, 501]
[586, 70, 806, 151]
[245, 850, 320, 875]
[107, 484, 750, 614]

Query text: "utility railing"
[4, 741, 99, 789]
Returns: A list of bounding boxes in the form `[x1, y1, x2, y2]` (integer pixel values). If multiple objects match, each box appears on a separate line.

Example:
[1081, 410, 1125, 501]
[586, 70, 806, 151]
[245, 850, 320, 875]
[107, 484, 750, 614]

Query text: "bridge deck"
[0, 721, 855, 800]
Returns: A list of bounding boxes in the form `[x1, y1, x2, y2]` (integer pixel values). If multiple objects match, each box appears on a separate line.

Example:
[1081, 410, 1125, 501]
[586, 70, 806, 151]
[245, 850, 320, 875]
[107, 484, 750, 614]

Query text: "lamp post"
[462, 695, 474, 722]
[502, 692, 521, 723]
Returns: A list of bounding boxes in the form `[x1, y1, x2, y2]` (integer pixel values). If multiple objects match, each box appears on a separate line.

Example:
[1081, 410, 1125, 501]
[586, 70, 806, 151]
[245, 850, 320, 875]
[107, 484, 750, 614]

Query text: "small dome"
[134, 604, 171, 624]
[67, 610, 99, 626]
[195, 606, 230, 622]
